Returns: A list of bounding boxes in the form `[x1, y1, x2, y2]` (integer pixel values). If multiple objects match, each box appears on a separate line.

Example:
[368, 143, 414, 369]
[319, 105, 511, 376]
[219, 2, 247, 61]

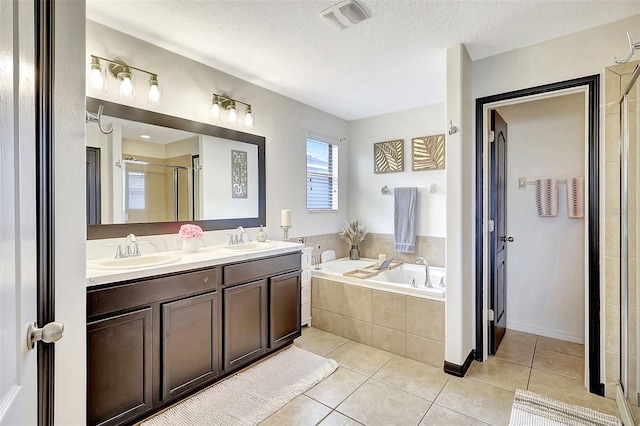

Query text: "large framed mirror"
[86, 97, 266, 239]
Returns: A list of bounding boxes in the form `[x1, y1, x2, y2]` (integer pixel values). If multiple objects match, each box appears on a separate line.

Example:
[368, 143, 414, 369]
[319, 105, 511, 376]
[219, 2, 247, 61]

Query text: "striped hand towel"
[567, 177, 585, 219]
[536, 179, 558, 217]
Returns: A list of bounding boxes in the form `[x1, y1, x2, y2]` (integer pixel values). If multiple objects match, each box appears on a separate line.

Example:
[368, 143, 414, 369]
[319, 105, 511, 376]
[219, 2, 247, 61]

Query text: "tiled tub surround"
[310, 273, 445, 368]
[301, 232, 446, 268]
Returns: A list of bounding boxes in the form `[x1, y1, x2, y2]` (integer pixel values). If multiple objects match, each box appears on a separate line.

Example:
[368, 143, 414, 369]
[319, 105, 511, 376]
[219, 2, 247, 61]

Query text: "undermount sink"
[219, 242, 276, 252]
[87, 254, 182, 270]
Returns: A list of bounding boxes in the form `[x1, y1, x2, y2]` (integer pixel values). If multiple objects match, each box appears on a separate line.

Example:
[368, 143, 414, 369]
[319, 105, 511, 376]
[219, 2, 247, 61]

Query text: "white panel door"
[0, 0, 38, 424]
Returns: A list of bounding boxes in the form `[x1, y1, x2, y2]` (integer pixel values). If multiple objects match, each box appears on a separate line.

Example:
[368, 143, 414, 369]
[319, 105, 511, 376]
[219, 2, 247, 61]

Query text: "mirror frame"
[86, 97, 266, 240]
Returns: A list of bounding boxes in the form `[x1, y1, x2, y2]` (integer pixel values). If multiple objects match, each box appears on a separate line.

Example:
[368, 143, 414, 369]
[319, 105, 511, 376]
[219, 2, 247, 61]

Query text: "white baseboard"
[617, 384, 636, 426]
[507, 321, 584, 345]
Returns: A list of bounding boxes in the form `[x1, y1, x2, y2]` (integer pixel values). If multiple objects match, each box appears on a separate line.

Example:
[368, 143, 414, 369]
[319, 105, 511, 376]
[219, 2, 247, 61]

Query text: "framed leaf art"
[412, 134, 445, 171]
[374, 139, 404, 174]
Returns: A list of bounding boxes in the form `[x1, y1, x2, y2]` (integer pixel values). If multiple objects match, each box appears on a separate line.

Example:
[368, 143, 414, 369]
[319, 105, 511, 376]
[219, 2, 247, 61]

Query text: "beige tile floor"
[260, 327, 619, 426]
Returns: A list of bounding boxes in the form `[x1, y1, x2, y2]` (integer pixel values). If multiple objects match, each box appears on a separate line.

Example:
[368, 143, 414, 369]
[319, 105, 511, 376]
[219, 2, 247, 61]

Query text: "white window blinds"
[306, 134, 338, 211]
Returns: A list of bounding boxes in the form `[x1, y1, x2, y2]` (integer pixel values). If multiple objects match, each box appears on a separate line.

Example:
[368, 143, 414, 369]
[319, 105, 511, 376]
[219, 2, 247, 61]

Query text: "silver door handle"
[27, 321, 64, 350]
[500, 236, 514, 242]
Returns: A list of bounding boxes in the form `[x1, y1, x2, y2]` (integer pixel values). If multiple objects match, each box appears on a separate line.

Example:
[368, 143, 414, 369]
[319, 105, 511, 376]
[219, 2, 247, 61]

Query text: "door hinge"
[488, 220, 495, 233]
[489, 131, 495, 143]
[488, 309, 495, 321]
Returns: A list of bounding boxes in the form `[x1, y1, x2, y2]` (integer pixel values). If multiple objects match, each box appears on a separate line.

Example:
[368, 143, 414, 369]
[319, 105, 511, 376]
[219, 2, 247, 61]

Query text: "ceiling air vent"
[320, 0, 370, 31]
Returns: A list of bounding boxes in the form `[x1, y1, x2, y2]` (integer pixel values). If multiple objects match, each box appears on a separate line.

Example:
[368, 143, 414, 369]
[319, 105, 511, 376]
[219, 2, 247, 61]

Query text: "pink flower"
[179, 224, 203, 240]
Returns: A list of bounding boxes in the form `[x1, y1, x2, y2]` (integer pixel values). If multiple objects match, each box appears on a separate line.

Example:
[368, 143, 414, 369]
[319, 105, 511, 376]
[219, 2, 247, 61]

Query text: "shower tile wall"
[301, 232, 445, 268]
[605, 61, 638, 400]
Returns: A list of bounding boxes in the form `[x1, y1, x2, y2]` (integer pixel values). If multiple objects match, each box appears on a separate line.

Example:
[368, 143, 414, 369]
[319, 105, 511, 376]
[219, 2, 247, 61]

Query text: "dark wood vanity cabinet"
[222, 252, 302, 373]
[87, 268, 221, 426]
[87, 308, 153, 426]
[162, 291, 221, 402]
[269, 271, 301, 350]
[223, 279, 268, 371]
[87, 251, 301, 425]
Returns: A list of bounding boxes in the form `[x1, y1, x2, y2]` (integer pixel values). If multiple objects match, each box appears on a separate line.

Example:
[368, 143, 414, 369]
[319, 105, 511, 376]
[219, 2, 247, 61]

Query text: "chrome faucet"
[229, 226, 249, 245]
[115, 233, 141, 258]
[414, 257, 433, 288]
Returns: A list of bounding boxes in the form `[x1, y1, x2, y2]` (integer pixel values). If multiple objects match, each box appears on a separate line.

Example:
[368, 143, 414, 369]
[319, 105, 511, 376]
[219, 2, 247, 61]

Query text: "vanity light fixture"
[88, 55, 162, 104]
[211, 93, 254, 128]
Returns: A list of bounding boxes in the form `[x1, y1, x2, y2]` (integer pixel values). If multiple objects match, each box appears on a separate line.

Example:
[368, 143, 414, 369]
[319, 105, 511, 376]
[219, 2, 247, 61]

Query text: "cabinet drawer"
[301, 251, 312, 269]
[301, 285, 310, 304]
[87, 268, 220, 318]
[223, 252, 300, 286]
[301, 270, 311, 286]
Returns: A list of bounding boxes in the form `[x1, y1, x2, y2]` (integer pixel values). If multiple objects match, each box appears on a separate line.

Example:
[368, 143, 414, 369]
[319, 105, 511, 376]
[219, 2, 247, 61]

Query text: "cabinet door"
[223, 279, 267, 371]
[162, 291, 221, 402]
[269, 271, 301, 350]
[87, 308, 153, 426]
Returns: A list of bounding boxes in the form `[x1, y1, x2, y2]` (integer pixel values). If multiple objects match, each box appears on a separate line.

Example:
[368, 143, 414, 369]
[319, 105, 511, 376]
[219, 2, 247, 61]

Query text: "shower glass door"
[122, 159, 193, 223]
[621, 62, 640, 410]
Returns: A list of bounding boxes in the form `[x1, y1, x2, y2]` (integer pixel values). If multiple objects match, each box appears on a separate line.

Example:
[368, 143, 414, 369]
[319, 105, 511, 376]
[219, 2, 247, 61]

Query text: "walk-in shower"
[619, 59, 640, 423]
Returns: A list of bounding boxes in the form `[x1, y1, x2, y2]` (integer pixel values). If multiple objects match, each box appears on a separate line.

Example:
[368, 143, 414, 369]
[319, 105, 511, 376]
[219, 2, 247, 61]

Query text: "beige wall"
[301, 232, 445, 268]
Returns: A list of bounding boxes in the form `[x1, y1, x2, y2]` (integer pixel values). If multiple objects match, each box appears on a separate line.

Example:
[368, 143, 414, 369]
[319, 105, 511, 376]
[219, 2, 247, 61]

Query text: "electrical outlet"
[297, 237, 305, 244]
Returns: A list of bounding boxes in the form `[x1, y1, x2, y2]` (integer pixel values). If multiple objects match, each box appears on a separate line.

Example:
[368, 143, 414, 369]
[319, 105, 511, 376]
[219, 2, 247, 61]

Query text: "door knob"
[27, 321, 64, 350]
[500, 236, 514, 242]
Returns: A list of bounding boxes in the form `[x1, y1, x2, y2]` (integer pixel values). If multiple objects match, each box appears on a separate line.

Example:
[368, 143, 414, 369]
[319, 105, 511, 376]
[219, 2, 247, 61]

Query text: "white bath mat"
[509, 389, 621, 426]
[141, 345, 338, 426]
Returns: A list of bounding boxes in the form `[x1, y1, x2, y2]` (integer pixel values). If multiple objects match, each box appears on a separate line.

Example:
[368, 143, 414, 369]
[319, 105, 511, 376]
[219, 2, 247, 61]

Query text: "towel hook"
[448, 120, 458, 135]
[614, 31, 640, 64]
[86, 104, 113, 135]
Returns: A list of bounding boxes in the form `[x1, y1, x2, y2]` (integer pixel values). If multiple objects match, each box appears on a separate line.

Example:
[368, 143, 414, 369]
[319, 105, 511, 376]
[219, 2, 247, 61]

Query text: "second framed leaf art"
[412, 134, 445, 171]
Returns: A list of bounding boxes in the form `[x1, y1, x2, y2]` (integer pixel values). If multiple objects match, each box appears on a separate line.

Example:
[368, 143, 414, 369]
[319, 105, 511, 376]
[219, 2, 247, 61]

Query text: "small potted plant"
[179, 224, 204, 253]
[339, 220, 367, 260]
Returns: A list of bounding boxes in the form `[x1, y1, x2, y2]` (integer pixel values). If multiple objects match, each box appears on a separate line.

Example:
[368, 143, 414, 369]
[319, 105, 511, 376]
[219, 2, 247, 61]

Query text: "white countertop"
[86, 240, 305, 287]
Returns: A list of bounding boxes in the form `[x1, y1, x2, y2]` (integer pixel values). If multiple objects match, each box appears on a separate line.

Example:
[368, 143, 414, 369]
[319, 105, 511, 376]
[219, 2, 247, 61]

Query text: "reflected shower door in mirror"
[86, 97, 266, 239]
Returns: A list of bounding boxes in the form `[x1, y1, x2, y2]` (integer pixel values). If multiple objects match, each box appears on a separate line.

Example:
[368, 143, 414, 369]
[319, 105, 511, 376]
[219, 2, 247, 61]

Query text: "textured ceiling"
[86, 0, 640, 121]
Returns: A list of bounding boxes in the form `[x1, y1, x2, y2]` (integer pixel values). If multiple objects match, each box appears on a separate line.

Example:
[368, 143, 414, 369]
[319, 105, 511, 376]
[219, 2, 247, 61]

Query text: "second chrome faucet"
[414, 257, 433, 288]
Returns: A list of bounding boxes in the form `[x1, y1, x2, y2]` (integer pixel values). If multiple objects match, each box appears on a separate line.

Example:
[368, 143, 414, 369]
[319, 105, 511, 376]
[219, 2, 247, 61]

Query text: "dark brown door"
[223, 279, 267, 371]
[490, 110, 509, 354]
[269, 271, 301, 349]
[87, 308, 153, 426]
[161, 291, 221, 402]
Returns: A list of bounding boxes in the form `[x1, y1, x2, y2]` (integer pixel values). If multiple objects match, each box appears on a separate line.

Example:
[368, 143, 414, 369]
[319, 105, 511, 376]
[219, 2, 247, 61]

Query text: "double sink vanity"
[86, 241, 304, 426]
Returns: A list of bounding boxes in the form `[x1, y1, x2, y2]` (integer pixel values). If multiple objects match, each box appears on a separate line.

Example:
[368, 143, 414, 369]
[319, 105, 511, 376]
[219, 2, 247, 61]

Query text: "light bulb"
[120, 77, 133, 97]
[244, 107, 254, 127]
[91, 67, 104, 90]
[228, 103, 237, 123]
[118, 69, 134, 98]
[148, 78, 160, 104]
[211, 101, 221, 119]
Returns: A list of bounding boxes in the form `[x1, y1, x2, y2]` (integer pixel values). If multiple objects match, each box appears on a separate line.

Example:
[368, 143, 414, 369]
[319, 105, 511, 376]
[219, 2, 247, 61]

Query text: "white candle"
[281, 209, 291, 227]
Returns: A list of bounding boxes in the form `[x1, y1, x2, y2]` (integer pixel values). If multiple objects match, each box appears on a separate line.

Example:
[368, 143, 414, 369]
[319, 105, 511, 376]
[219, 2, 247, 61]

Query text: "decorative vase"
[349, 245, 360, 260]
[182, 238, 202, 253]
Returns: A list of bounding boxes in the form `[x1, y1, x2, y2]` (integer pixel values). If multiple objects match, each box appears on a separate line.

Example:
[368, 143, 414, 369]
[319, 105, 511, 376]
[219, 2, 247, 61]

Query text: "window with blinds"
[306, 137, 338, 211]
[127, 171, 146, 210]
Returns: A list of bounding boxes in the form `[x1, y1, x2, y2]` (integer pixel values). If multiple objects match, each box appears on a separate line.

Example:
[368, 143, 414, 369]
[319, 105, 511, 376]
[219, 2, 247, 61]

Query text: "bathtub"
[311, 257, 445, 300]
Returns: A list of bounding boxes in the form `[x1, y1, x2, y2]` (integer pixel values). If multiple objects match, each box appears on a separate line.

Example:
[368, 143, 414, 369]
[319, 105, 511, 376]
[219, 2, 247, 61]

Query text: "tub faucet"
[414, 257, 433, 288]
